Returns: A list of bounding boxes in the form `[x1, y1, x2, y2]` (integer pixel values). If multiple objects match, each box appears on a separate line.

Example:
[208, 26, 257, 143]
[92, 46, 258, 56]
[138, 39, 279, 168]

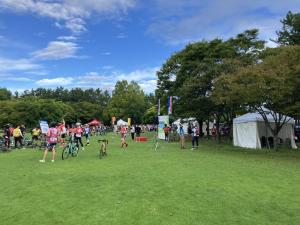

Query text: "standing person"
[20, 125, 26, 145]
[59, 123, 67, 147]
[135, 125, 141, 137]
[3, 124, 11, 149]
[31, 127, 41, 145]
[191, 125, 200, 150]
[178, 124, 185, 149]
[75, 123, 84, 150]
[163, 124, 170, 142]
[39, 122, 59, 163]
[84, 125, 90, 146]
[130, 125, 135, 141]
[9, 126, 14, 147]
[13, 125, 24, 149]
[120, 125, 128, 148]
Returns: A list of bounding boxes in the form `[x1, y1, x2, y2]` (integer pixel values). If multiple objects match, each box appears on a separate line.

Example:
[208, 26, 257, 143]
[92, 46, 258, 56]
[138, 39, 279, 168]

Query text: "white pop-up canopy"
[233, 112, 297, 149]
[117, 119, 128, 126]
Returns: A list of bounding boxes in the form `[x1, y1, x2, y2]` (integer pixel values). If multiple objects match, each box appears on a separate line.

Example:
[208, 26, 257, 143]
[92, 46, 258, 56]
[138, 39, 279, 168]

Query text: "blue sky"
[0, 0, 299, 93]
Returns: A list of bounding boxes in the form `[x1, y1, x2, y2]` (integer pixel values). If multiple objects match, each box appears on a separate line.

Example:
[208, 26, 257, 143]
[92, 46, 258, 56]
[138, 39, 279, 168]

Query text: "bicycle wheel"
[72, 145, 79, 157]
[62, 146, 70, 160]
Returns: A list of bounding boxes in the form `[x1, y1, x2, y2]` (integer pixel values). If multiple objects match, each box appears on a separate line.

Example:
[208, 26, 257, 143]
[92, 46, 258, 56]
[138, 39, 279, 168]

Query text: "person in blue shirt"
[178, 124, 185, 149]
[84, 125, 90, 146]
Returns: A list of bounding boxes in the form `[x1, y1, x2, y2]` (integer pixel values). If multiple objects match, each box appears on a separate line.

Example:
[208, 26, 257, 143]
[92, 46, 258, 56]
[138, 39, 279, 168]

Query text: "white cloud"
[31, 41, 79, 60]
[0, 0, 136, 33]
[36, 77, 74, 86]
[57, 36, 78, 41]
[77, 67, 159, 93]
[0, 58, 41, 72]
[65, 18, 86, 34]
[147, 0, 300, 45]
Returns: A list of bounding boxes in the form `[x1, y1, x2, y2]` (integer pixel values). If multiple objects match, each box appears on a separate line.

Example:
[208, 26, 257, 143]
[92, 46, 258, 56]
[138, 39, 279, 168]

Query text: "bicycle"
[62, 137, 79, 160]
[0, 137, 7, 151]
[98, 139, 108, 159]
[153, 133, 159, 151]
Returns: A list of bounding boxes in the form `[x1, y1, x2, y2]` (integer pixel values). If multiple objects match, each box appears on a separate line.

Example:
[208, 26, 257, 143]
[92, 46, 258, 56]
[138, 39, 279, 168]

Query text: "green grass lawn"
[0, 133, 300, 225]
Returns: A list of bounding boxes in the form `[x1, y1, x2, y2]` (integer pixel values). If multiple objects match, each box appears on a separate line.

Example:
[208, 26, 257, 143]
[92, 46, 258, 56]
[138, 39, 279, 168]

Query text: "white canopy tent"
[117, 119, 128, 126]
[233, 112, 297, 149]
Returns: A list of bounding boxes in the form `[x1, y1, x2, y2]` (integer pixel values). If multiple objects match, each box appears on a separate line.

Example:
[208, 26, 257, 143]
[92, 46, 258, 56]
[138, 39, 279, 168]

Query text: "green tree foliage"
[143, 106, 157, 124]
[0, 88, 12, 100]
[16, 87, 111, 125]
[213, 45, 300, 149]
[157, 29, 265, 139]
[106, 80, 147, 124]
[0, 98, 74, 127]
[274, 11, 300, 45]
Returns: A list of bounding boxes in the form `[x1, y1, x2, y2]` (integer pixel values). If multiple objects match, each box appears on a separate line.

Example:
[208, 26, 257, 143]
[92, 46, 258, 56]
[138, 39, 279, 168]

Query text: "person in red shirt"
[163, 124, 170, 142]
[74, 123, 84, 150]
[120, 125, 128, 148]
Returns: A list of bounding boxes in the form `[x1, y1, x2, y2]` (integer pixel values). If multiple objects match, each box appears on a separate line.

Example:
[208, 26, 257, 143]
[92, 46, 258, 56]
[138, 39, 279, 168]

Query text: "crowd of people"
[162, 123, 200, 150]
[2, 121, 202, 162]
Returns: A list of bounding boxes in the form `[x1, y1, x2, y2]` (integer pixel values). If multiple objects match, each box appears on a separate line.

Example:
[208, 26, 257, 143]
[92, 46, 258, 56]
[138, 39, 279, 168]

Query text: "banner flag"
[168, 96, 173, 115]
[112, 116, 116, 125]
[158, 99, 161, 116]
[39, 120, 49, 134]
[128, 118, 131, 126]
[158, 115, 169, 139]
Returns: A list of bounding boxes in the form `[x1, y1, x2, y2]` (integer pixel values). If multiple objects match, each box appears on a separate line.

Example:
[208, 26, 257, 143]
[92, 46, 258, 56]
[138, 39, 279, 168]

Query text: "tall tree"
[273, 11, 300, 45]
[106, 80, 147, 124]
[157, 29, 265, 141]
[213, 45, 300, 149]
[0, 88, 12, 100]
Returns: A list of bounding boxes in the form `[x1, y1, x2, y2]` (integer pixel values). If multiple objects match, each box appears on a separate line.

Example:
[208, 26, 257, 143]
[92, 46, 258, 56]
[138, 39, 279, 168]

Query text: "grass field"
[0, 133, 300, 225]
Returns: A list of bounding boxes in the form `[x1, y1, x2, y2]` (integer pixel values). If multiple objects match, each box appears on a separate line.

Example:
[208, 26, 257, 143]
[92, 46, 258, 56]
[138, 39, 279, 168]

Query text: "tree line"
[156, 11, 300, 149]
[0, 81, 156, 127]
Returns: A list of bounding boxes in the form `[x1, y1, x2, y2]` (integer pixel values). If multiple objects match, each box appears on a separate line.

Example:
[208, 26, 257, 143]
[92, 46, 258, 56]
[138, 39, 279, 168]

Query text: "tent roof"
[233, 112, 295, 124]
[88, 119, 101, 126]
[117, 119, 128, 126]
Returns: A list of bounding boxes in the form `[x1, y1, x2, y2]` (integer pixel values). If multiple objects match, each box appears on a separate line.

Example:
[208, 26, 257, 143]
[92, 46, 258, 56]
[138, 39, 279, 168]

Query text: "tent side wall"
[233, 122, 261, 149]
[257, 121, 297, 149]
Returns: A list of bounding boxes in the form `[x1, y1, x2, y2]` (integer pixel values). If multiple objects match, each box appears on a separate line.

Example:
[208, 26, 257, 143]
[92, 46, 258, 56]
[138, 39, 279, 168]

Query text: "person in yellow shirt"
[32, 127, 40, 144]
[13, 125, 24, 149]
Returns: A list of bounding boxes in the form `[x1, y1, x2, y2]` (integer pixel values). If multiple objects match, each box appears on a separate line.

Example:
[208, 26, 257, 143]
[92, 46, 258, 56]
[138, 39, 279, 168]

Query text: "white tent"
[117, 119, 128, 126]
[233, 112, 297, 149]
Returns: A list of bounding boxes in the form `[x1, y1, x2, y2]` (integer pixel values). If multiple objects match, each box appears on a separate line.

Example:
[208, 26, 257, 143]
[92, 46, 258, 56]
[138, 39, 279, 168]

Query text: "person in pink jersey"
[120, 125, 128, 148]
[39, 122, 59, 163]
[74, 122, 84, 150]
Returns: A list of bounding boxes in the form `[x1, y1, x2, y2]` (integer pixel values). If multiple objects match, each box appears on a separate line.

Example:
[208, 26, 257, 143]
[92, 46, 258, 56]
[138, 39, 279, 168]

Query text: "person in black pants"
[130, 125, 135, 140]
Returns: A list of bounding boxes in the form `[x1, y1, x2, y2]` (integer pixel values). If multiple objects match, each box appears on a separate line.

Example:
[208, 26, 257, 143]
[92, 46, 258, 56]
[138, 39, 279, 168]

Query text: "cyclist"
[75, 123, 84, 150]
[39, 122, 59, 163]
